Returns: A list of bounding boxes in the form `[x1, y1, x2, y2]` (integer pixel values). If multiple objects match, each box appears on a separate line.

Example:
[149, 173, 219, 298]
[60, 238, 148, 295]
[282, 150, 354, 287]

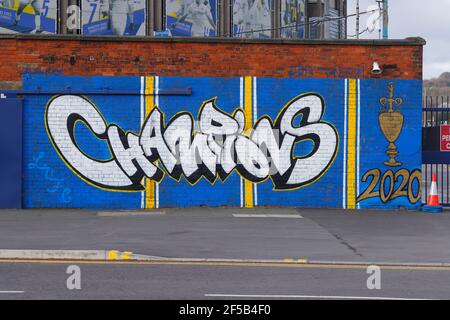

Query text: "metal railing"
[423, 96, 450, 206]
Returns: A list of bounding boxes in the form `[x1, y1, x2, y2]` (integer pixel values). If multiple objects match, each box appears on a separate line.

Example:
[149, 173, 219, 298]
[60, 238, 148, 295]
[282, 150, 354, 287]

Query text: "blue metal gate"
[423, 96, 450, 206]
[0, 97, 22, 209]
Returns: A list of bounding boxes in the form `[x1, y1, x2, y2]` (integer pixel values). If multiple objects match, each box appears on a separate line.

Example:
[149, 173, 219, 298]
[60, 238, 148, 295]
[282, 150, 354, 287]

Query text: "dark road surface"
[1, 260, 450, 300]
[2, 207, 450, 300]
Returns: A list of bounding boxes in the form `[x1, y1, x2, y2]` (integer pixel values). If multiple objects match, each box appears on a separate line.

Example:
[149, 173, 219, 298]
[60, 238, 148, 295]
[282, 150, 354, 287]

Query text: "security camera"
[372, 61, 382, 75]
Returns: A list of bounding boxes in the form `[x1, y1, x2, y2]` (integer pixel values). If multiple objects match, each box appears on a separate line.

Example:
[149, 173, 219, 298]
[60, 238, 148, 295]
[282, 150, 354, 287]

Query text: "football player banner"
[166, 0, 217, 37]
[0, 0, 57, 34]
[81, 0, 146, 36]
[232, 0, 271, 39]
[281, 0, 305, 39]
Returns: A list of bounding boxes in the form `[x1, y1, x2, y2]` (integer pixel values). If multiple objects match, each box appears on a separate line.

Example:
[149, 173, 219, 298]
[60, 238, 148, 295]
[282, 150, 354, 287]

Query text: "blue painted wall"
[21, 74, 422, 209]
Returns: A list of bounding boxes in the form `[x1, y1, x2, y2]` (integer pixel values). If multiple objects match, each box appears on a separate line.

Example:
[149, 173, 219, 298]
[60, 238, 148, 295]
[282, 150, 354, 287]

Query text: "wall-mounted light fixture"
[372, 61, 382, 75]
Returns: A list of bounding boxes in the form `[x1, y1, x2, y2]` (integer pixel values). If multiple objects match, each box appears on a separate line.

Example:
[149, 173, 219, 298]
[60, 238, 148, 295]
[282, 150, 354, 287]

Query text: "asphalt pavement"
[0, 207, 450, 264]
[1, 261, 450, 300]
[2, 207, 450, 300]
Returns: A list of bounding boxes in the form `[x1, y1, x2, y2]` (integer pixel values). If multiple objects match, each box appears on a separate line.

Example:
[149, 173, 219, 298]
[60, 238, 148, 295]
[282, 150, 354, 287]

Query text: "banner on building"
[81, 0, 146, 36]
[232, 0, 271, 39]
[166, 0, 217, 37]
[281, 0, 305, 39]
[0, 0, 57, 34]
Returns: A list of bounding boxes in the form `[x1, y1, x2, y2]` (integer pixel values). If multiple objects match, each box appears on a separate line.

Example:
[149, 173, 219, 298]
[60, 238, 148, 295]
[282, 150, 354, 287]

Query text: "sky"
[347, 0, 450, 79]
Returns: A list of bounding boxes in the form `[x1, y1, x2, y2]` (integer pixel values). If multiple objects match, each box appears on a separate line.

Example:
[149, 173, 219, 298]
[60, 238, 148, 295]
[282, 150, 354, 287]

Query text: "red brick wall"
[0, 35, 424, 89]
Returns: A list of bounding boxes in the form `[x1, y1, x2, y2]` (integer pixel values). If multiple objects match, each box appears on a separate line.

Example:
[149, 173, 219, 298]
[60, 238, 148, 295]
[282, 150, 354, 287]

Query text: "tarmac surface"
[1, 261, 450, 300]
[0, 208, 449, 263]
[2, 207, 450, 300]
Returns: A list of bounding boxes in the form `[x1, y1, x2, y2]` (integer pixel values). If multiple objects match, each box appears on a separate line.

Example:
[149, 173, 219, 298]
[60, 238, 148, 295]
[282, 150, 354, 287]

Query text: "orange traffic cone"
[427, 174, 440, 206]
[423, 173, 443, 213]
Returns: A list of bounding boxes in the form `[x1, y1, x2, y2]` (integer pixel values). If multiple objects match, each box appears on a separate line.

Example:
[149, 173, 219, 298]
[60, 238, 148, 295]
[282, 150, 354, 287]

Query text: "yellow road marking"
[2, 259, 450, 272]
[284, 258, 308, 264]
[107, 250, 118, 260]
[107, 250, 133, 260]
[121, 252, 133, 260]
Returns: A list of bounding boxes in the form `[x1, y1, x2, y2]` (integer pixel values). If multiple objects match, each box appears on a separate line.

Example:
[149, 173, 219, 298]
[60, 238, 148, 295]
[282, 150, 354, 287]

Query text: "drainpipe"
[383, 0, 389, 39]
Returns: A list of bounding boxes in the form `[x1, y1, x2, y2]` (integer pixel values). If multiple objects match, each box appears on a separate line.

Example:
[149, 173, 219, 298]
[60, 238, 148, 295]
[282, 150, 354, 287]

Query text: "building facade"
[0, 34, 424, 210]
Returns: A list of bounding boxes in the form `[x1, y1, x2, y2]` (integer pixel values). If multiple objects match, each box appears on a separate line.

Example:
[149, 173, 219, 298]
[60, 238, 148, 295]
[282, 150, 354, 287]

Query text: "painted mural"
[23, 75, 422, 209]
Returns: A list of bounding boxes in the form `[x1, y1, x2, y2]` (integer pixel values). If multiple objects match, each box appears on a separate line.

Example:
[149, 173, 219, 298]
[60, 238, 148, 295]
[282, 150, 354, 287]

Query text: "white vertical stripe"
[240, 77, 244, 208]
[240, 178, 244, 208]
[155, 183, 159, 209]
[140, 76, 145, 209]
[253, 77, 257, 121]
[253, 77, 258, 207]
[155, 76, 160, 209]
[140, 76, 145, 125]
[155, 76, 160, 107]
[342, 79, 348, 209]
[357, 79, 361, 209]
[240, 77, 243, 109]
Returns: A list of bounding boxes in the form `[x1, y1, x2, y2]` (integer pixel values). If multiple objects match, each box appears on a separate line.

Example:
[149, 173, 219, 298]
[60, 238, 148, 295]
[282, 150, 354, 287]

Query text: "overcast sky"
[347, 0, 450, 79]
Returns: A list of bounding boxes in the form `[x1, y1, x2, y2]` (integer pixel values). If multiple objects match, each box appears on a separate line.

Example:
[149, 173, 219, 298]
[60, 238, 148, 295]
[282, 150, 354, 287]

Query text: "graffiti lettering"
[288, 65, 365, 79]
[45, 94, 339, 191]
[28, 152, 72, 203]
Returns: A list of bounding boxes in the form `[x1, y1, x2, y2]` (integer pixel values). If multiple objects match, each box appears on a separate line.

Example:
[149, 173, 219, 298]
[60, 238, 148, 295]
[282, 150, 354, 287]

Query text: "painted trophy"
[378, 83, 404, 167]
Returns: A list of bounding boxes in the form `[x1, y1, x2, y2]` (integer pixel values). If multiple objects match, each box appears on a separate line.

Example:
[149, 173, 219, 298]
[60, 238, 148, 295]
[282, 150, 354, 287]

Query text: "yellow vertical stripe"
[145, 76, 154, 117]
[347, 79, 357, 209]
[145, 76, 156, 209]
[244, 76, 253, 132]
[244, 76, 254, 208]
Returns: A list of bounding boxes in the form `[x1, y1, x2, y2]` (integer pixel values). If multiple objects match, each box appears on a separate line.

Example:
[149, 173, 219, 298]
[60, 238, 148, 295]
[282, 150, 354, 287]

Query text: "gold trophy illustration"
[378, 83, 404, 167]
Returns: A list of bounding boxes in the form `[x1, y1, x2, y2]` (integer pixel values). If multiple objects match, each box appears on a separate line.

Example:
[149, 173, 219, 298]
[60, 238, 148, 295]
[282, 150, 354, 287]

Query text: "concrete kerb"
[3, 250, 450, 270]
[0, 249, 158, 261]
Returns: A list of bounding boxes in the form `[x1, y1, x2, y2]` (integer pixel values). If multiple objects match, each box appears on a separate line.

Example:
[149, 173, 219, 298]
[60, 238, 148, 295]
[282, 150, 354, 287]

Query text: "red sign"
[441, 125, 450, 151]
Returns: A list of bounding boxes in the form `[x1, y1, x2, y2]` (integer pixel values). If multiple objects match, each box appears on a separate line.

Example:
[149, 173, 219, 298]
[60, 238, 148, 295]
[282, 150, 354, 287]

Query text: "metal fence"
[423, 96, 450, 206]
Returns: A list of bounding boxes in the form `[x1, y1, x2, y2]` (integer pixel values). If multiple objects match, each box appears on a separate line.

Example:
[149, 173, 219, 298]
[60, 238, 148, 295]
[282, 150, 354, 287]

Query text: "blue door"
[0, 98, 22, 209]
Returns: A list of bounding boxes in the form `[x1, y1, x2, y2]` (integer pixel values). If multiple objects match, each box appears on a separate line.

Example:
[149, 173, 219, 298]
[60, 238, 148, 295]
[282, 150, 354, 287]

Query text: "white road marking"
[97, 211, 165, 217]
[0, 291, 24, 294]
[205, 294, 429, 300]
[232, 214, 303, 219]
